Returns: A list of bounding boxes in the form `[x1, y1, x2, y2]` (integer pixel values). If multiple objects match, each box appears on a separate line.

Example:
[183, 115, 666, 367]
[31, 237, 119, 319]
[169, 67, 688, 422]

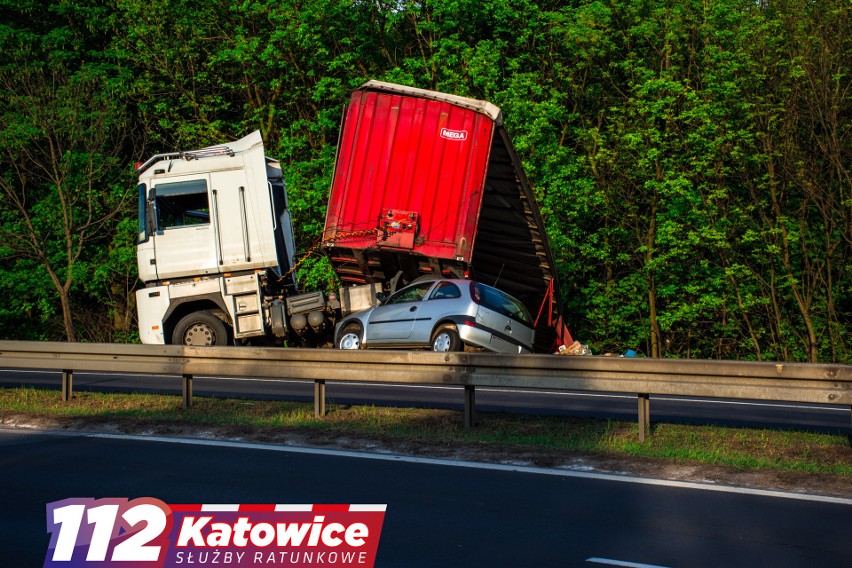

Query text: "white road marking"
[22, 429, 845, 506]
[587, 558, 670, 568]
[275, 504, 313, 512]
[201, 504, 239, 511]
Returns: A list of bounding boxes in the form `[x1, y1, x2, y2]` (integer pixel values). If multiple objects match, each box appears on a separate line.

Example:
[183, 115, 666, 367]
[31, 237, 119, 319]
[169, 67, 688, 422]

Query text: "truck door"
[151, 176, 219, 280]
[209, 169, 259, 271]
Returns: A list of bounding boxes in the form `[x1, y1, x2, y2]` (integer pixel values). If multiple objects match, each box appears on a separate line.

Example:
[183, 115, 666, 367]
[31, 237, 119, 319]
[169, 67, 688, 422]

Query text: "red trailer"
[323, 81, 570, 352]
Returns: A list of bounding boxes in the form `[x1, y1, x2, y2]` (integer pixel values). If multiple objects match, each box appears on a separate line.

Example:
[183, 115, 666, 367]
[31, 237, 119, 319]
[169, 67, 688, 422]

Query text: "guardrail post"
[182, 374, 193, 409]
[464, 385, 476, 429]
[638, 393, 650, 442]
[61, 370, 73, 401]
[314, 380, 326, 418]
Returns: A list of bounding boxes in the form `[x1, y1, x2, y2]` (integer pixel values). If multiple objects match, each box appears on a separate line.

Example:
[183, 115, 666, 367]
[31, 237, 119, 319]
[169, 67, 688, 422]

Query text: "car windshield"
[476, 284, 533, 326]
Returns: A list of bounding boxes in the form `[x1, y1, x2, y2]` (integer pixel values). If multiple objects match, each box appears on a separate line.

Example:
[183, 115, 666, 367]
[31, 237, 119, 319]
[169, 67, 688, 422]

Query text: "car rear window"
[476, 284, 532, 325]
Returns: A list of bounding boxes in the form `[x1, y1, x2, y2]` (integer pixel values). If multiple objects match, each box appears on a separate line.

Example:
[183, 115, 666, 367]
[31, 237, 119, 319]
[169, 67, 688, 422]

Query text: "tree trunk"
[645, 206, 662, 358]
[58, 287, 76, 342]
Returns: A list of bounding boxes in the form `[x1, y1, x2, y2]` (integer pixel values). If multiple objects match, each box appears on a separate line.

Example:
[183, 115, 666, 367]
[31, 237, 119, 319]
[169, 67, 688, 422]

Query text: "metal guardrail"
[0, 341, 850, 441]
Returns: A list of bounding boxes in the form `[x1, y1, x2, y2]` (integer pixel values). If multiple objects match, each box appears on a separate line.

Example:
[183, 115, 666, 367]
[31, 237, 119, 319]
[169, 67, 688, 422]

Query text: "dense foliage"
[0, 0, 848, 361]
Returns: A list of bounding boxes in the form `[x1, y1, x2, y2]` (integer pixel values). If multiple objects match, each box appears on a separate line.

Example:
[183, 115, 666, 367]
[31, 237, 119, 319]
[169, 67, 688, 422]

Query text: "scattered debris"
[557, 341, 592, 356]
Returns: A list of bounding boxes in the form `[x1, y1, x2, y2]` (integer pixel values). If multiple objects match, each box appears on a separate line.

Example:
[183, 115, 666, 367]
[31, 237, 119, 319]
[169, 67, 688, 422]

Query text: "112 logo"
[44, 499, 387, 567]
[45, 498, 171, 566]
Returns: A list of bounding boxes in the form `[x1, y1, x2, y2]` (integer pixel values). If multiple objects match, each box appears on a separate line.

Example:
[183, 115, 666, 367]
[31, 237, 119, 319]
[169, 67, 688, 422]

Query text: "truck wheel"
[431, 325, 461, 352]
[173, 311, 228, 346]
[337, 324, 363, 350]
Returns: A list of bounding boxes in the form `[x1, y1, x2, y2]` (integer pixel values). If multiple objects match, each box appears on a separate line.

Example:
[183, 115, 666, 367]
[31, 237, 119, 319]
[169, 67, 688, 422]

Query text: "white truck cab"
[135, 131, 301, 345]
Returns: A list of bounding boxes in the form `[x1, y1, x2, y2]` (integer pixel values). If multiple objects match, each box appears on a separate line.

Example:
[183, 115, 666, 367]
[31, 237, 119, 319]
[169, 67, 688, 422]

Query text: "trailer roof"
[359, 80, 503, 123]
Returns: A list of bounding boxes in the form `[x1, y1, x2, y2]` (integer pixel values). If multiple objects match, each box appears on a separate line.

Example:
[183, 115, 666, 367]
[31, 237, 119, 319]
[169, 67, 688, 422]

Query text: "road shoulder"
[3, 412, 850, 499]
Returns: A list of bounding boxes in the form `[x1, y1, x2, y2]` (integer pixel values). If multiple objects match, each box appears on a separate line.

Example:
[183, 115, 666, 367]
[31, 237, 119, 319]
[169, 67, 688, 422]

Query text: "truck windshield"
[154, 179, 210, 230]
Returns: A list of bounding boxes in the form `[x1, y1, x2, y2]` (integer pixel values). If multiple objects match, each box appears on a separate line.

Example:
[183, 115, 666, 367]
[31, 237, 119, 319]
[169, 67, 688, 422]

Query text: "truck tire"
[173, 311, 228, 346]
[337, 324, 363, 350]
[431, 324, 461, 352]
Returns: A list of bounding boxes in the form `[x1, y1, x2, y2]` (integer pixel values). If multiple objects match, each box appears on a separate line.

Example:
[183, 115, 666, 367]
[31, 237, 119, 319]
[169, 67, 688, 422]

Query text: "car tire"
[337, 324, 363, 350]
[172, 311, 228, 346]
[431, 324, 462, 352]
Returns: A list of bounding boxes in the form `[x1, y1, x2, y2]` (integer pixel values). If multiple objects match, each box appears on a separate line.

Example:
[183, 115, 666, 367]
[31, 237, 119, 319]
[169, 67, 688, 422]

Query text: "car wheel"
[431, 324, 462, 352]
[173, 311, 228, 346]
[337, 324, 363, 350]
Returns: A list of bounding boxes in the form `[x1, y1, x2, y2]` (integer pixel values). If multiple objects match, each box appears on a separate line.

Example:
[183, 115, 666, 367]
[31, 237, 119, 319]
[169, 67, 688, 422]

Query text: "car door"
[475, 303, 517, 352]
[474, 283, 535, 353]
[408, 281, 466, 344]
[366, 281, 436, 343]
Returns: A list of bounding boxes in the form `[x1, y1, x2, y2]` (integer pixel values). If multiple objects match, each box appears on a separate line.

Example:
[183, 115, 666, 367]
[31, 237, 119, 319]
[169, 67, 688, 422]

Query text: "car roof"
[401, 278, 521, 300]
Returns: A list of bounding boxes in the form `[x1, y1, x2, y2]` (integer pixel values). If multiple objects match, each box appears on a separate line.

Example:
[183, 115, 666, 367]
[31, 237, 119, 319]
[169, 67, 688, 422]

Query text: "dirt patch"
[3, 413, 850, 498]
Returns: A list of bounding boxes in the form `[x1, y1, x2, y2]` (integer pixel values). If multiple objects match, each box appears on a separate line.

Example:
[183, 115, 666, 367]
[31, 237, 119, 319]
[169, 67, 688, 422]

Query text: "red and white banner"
[44, 499, 386, 567]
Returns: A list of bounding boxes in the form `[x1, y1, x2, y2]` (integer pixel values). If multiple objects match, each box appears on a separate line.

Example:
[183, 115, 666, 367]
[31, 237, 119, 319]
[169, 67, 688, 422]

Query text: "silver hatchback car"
[335, 279, 535, 353]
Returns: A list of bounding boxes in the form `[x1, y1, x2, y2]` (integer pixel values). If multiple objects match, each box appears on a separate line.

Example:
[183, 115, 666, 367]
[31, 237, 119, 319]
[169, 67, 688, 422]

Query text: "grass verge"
[2, 387, 851, 479]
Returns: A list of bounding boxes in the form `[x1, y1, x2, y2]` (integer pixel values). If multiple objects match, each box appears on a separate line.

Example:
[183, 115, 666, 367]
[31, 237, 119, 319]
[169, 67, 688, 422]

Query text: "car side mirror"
[375, 292, 386, 304]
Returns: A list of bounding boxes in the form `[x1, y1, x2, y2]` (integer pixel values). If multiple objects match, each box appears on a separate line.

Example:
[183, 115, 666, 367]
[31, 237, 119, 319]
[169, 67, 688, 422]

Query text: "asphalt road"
[1, 368, 849, 433]
[1, 428, 850, 568]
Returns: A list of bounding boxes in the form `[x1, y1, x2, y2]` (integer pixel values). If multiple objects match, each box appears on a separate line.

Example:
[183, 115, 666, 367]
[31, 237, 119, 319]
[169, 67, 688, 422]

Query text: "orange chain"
[277, 228, 381, 283]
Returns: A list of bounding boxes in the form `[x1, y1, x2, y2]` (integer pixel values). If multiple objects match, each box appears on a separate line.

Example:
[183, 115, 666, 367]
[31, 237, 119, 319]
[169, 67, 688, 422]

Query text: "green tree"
[0, 66, 132, 341]
[0, 0, 846, 360]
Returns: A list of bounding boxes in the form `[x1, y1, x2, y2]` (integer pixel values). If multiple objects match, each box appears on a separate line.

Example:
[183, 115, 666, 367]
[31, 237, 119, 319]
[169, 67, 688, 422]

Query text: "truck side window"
[154, 179, 210, 230]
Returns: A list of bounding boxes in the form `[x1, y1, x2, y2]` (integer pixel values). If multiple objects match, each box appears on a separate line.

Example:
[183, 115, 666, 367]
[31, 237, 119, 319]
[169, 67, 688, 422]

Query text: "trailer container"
[324, 81, 568, 351]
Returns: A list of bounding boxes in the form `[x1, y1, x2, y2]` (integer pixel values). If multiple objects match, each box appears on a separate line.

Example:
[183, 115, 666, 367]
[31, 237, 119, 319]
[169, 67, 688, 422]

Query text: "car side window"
[429, 282, 461, 300]
[385, 281, 435, 304]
